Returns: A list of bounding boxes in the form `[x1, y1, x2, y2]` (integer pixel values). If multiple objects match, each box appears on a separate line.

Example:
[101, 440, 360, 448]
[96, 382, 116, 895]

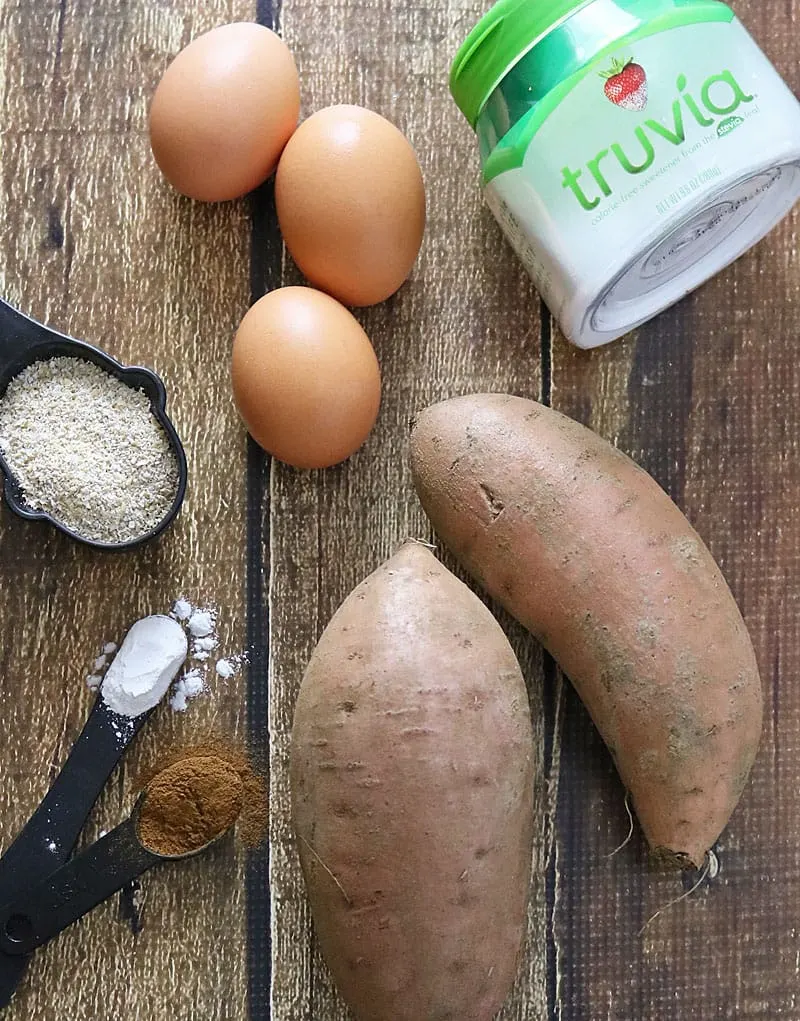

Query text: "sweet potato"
[291, 542, 534, 1021]
[410, 394, 763, 869]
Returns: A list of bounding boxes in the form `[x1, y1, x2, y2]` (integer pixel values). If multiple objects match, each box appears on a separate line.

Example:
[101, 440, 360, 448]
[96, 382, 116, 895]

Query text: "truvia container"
[451, 0, 800, 348]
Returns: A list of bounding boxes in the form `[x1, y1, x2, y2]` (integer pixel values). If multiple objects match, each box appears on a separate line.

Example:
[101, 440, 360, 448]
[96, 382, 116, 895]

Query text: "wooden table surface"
[0, 0, 797, 1018]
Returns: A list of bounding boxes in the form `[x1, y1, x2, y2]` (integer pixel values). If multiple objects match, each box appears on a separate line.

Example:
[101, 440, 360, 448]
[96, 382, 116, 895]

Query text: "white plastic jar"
[451, 0, 800, 347]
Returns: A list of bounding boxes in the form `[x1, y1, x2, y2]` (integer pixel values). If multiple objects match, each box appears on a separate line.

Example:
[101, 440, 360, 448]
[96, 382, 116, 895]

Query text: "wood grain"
[0, 2, 255, 1018]
[548, 2, 800, 1018]
[267, 1, 548, 1018]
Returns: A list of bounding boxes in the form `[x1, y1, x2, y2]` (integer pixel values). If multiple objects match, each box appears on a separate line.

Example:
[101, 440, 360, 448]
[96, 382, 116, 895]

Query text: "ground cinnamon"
[136, 737, 268, 849]
[137, 755, 244, 857]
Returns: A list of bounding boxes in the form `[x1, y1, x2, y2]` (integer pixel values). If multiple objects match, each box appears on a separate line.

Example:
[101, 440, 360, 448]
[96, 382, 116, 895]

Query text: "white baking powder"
[170, 669, 206, 712]
[89, 599, 243, 716]
[187, 609, 215, 638]
[171, 598, 192, 622]
[101, 615, 188, 718]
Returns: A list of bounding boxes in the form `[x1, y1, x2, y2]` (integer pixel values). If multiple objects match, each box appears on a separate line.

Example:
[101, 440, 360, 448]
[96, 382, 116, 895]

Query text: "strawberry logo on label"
[600, 57, 648, 111]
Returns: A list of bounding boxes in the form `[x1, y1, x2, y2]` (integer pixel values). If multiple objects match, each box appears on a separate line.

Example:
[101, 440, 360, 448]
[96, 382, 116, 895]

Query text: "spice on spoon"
[137, 755, 244, 857]
[137, 739, 268, 849]
[0, 357, 179, 543]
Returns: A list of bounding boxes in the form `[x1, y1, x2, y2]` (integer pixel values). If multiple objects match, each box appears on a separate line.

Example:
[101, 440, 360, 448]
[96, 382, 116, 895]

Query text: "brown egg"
[149, 23, 299, 202]
[275, 105, 426, 306]
[231, 287, 381, 469]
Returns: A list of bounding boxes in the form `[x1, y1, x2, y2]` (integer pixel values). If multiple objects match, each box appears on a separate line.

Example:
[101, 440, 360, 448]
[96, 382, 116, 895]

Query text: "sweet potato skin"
[291, 542, 534, 1021]
[410, 394, 763, 868]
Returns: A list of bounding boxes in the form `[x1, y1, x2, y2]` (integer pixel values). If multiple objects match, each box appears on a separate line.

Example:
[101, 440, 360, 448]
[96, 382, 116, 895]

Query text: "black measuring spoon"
[0, 616, 188, 1007]
[0, 696, 156, 1007]
[0, 792, 233, 957]
[0, 296, 187, 551]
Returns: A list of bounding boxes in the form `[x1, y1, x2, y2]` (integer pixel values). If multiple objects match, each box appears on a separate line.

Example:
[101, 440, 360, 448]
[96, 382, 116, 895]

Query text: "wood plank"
[267, 0, 548, 1016]
[548, 2, 800, 1017]
[0, 2, 255, 1017]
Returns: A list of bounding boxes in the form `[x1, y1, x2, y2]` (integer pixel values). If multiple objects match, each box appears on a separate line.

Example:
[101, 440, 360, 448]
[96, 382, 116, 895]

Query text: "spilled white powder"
[170, 669, 206, 712]
[191, 633, 218, 663]
[101, 615, 188, 718]
[188, 609, 215, 638]
[0, 357, 180, 543]
[183, 672, 205, 697]
[193, 636, 217, 653]
[87, 639, 117, 691]
[171, 598, 192, 622]
[215, 658, 236, 680]
[168, 598, 223, 710]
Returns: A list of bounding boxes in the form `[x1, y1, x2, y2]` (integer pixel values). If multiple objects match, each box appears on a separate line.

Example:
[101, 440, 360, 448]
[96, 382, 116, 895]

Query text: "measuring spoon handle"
[0, 696, 153, 1006]
[0, 818, 159, 955]
[0, 695, 152, 904]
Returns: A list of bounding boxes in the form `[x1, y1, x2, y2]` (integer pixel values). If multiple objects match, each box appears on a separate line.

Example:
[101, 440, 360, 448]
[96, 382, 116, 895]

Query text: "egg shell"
[231, 287, 382, 469]
[149, 23, 300, 202]
[275, 105, 426, 306]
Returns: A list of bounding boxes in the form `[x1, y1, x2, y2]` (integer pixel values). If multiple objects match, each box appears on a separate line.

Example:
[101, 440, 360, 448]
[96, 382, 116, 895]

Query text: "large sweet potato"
[291, 542, 534, 1021]
[410, 394, 763, 869]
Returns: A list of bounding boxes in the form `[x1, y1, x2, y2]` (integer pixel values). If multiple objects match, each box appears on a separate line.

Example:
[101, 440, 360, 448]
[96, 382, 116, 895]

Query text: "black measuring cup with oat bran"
[0, 297, 187, 550]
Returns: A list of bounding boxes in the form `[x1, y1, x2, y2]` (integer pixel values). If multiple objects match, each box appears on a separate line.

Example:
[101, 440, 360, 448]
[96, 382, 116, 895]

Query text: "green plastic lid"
[450, 0, 595, 127]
